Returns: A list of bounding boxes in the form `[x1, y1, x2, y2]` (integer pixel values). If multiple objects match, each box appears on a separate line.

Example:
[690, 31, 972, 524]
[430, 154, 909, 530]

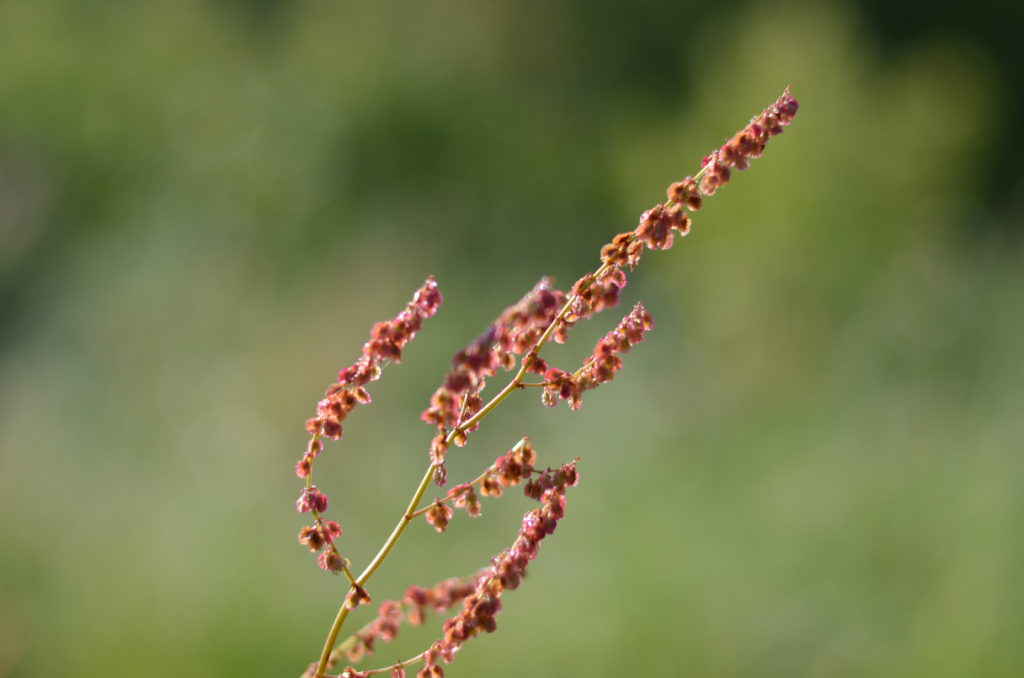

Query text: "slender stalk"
[314, 463, 436, 676]
[359, 463, 437, 584]
[315, 599, 354, 677]
[363, 652, 426, 676]
[408, 473, 487, 519]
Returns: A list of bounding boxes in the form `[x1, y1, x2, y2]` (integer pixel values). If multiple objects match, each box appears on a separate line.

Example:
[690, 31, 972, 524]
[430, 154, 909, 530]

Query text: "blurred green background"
[1, 1, 1022, 676]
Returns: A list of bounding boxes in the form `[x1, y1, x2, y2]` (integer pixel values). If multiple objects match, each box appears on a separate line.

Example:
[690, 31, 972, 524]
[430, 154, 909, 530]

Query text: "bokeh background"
[1, 1, 1022, 676]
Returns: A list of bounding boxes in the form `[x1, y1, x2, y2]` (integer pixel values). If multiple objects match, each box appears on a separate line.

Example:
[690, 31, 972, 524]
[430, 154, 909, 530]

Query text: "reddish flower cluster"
[298, 519, 342, 553]
[635, 203, 692, 251]
[699, 86, 799, 196]
[667, 176, 703, 211]
[326, 574, 486, 671]
[424, 439, 549, 532]
[538, 263, 628, 347]
[598, 179, 697, 274]
[300, 276, 442, 471]
[418, 462, 579, 677]
[445, 483, 481, 517]
[345, 583, 372, 611]
[580, 302, 653, 389]
[597, 89, 796, 283]
[478, 438, 538, 498]
[296, 486, 329, 513]
[298, 517, 347, 574]
[403, 575, 484, 628]
[420, 280, 565, 473]
[425, 500, 454, 533]
[296, 485, 349, 573]
[294, 278, 441, 573]
[599, 232, 644, 270]
[543, 302, 653, 410]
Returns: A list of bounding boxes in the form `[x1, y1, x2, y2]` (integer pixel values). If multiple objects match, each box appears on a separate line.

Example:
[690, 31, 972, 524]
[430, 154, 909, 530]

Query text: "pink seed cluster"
[295, 276, 441, 573]
[297, 518, 345, 573]
[425, 439, 574, 531]
[313, 444, 578, 678]
[420, 280, 565, 478]
[597, 87, 798, 279]
[634, 202, 693, 251]
[418, 462, 579, 677]
[479, 439, 539, 498]
[699, 86, 799, 195]
[543, 302, 654, 410]
[317, 575, 486, 678]
[403, 576, 484, 629]
[553, 265, 629, 344]
[302, 276, 442, 456]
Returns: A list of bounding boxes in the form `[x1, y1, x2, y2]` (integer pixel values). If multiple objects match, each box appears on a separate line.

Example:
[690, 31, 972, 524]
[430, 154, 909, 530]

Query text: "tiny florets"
[697, 86, 798, 196]
[298, 525, 325, 552]
[295, 277, 443, 570]
[300, 276, 442, 456]
[449, 484, 481, 517]
[420, 278, 567, 480]
[419, 463, 578, 674]
[345, 584, 372, 610]
[296, 486, 329, 513]
[318, 549, 347, 573]
[425, 500, 454, 533]
[541, 302, 651, 410]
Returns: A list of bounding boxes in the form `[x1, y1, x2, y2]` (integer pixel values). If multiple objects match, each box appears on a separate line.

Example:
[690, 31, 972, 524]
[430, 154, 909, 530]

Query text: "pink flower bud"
[425, 501, 453, 533]
[296, 486, 328, 513]
[317, 549, 345, 573]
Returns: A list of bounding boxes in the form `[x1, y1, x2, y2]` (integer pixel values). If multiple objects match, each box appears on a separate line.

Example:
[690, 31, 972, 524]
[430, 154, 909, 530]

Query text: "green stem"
[363, 652, 426, 676]
[314, 463, 436, 676]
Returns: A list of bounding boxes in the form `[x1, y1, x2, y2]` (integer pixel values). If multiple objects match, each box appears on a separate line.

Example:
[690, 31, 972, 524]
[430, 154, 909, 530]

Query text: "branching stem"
[312, 262, 611, 677]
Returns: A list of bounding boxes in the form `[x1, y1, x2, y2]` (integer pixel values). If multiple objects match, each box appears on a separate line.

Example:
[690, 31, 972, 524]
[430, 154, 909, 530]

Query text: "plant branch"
[313, 264, 612, 677]
[362, 652, 425, 676]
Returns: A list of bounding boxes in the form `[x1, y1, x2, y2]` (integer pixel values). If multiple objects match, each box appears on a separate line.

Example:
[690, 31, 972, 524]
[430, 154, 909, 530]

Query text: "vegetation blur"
[1, 1, 1022, 676]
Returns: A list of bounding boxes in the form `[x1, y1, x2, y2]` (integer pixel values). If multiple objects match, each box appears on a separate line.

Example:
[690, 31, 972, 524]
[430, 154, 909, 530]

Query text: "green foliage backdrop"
[1, 2, 1021, 677]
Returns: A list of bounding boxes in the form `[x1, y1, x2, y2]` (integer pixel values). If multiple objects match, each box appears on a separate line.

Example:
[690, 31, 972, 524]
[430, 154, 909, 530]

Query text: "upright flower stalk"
[293, 87, 799, 678]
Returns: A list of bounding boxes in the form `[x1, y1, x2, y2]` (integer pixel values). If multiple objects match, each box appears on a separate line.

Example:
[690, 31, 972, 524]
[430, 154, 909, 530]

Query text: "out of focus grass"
[0, 2, 1021, 677]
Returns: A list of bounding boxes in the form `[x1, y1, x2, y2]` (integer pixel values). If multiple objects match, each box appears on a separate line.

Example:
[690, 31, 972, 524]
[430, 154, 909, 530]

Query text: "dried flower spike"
[698, 86, 798, 196]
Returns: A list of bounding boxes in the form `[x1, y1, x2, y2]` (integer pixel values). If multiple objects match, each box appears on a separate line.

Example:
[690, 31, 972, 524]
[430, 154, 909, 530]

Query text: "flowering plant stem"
[313, 263, 611, 678]
[296, 87, 799, 678]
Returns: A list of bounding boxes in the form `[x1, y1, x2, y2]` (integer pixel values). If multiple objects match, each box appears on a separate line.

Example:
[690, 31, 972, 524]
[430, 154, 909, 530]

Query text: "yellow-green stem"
[314, 462, 435, 676]
[363, 652, 426, 676]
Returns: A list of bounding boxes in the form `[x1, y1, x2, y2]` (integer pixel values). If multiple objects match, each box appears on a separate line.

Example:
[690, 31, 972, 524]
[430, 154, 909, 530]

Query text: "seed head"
[425, 500, 454, 533]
